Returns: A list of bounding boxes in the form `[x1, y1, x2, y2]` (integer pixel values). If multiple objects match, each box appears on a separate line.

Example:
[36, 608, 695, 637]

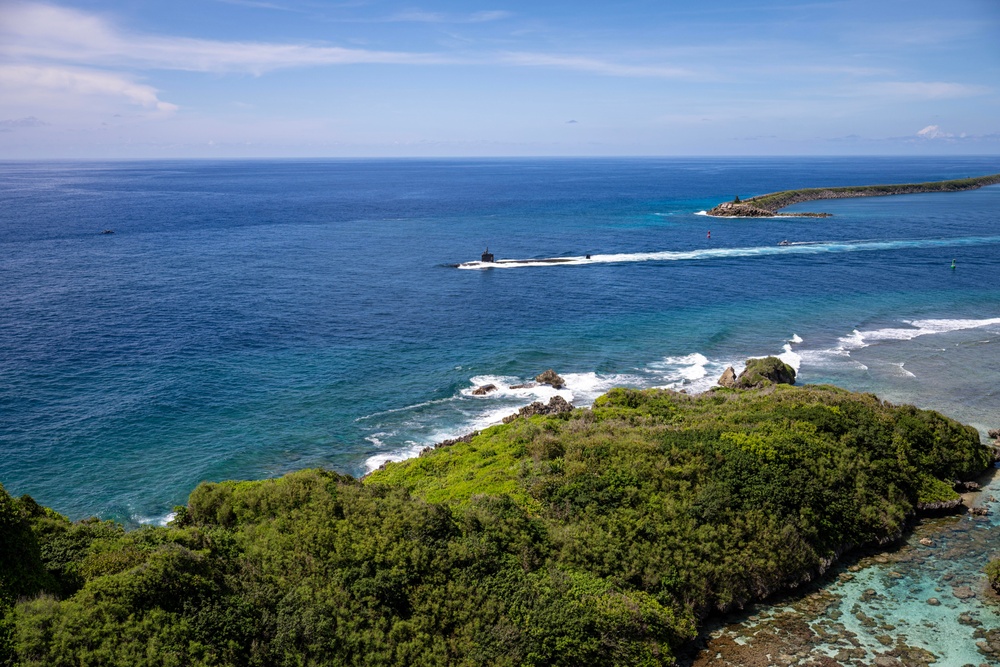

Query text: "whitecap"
[364, 442, 426, 474]
[778, 342, 802, 373]
[135, 511, 177, 527]
[893, 362, 916, 378]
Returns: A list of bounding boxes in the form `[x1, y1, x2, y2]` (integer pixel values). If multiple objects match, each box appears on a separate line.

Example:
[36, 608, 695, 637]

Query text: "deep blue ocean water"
[2, 156, 1000, 527]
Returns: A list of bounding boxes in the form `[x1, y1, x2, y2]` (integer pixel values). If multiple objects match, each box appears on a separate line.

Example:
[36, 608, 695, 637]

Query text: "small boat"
[778, 240, 790, 246]
[101, 229, 115, 234]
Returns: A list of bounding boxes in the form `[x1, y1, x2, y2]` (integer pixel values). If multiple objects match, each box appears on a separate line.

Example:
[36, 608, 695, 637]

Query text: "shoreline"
[706, 173, 1000, 218]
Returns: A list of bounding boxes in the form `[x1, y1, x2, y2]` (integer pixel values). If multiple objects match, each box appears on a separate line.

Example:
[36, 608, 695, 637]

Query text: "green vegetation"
[986, 559, 1000, 594]
[732, 356, 796, 388]
[750, 174, 1000, 212]
[1, 384, 991, 666]
[708, 173, 1000, 217]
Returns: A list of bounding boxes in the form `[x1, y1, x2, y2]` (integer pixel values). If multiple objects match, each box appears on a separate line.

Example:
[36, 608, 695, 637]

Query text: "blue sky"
[0, 0, 997, 157]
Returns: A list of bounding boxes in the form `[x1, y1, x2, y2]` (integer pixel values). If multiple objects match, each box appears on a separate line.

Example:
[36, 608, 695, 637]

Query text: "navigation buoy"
[707, 230, 711, 239]
[951, 259, 956, 270]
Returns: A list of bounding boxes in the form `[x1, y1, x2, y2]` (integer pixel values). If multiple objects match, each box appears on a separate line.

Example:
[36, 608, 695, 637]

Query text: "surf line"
[455, 235, 1000, 270]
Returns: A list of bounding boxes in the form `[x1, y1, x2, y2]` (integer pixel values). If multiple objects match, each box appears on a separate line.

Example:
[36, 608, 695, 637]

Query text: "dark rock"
[734, 356, 796, 388]
[970, 506, 990, 516]
[509, 383, 535, 389]
[434, 431, 479, 449]
[953, 586, 976, 599]
[718, 366, 737, 388]
[534, 369, 566, 389]
[471, 383, 497, 396]
[502, 396, 573, 424]
[926, 598, 940, 606]
[916, 497, 964, 515]
[955, 480, 982, 492]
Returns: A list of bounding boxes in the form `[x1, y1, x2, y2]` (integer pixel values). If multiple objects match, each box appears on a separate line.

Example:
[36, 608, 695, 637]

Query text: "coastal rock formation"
[706, 173, 1000, 218]
[534, 369, 566, 389]
[955, 480, 981, 492]
[733, 356, 796, 388]
[708, 200, 795, 218]
[915, 497, 964, 514]
[717, 366, 737, 388]
[471, 384, 497, 396]
[427, 431, 479, 452]
[502, 395, 573, 423]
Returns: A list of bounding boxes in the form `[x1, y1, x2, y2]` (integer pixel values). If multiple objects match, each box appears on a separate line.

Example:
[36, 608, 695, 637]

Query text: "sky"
[0, 0, 998, 158]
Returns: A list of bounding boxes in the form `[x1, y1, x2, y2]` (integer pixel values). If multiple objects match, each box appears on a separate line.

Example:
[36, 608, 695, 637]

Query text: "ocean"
[2, 156, 999, 529]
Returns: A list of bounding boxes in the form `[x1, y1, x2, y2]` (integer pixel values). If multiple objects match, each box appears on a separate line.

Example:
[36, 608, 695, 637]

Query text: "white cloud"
[386, 10, 512, 24]
[859, 81, 990, 100]
[0, 3, 694, 79]
[499, 52, 694, 78]
[916, 125, 951, 139]
[0, 2, 454, 75]
[0, 64, 178, 113]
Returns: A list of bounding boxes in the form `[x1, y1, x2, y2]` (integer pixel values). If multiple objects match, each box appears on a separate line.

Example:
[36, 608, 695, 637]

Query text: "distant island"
[707, 173, 1000, 217]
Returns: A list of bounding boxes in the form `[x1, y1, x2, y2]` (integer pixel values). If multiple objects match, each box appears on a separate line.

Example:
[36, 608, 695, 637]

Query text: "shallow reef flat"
[685, 468, 1000, 666]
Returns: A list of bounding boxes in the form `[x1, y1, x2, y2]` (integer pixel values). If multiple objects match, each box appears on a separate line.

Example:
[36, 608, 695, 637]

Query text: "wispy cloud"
[873, 82, 990, 100]
[0, 115, 49, 128]
[0, 2, 455, 75]
[499, 52, 694, 78]
[837, 81, 991, 100]
[215, 0, 302, 11]
[0, 64, 177, 112]
[386, 10, 512, 24]
[0, 2, 700, 82]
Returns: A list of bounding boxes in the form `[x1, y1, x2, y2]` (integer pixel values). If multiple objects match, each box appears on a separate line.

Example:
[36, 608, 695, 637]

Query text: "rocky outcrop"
[732, 356, 796, 389]
[424, 431, 480, 454]
[718, 366, 737, 388]
[471, 384, 497, 396]
[706, 173, 1000, 218]
[708, 200, 815, 218]
[534, 369, 566, 389]
[915, 498, 965, 515]
[502, 396, 573, 423]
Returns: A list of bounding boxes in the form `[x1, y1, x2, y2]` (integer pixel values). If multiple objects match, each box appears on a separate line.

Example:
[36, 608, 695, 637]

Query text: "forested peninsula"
[1, 366, 996, 666]
[707, 173, 1000, 217]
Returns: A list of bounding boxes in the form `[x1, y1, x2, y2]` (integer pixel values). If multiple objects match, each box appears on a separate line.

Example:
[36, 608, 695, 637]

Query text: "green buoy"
[951, 259, 956, 269]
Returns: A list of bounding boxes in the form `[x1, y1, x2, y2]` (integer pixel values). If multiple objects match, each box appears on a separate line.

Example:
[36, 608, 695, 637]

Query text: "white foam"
[647, 352, 735, 393]
[893, 362, 917, 378]
[838, 317, 1000, 353]
[135, 511, 177, 527]
[455, 235, 1000, 270]
[907, 317, 1000, 336]
[462, 375, 573, 403]
[778, 342, 802, 372]
[834, 329, 867, 354]
[790, 334, 803, 344]
[364, 442, 426, 474]
[355, 397, 457, 422]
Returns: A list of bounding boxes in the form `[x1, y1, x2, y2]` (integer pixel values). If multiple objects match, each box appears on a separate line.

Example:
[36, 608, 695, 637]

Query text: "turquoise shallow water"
[692, 470, 1000, 666]
[1, 156, 999, 528]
